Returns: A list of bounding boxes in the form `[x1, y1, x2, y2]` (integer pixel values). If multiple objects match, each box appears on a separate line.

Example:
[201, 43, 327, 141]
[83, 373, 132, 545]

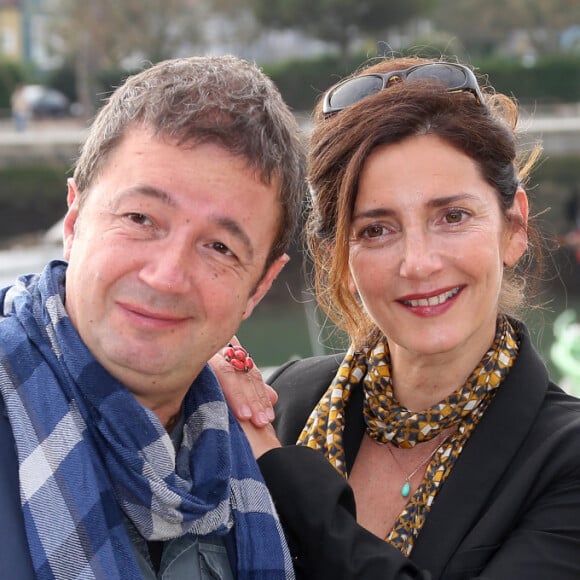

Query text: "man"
[0, 55, 305, 579]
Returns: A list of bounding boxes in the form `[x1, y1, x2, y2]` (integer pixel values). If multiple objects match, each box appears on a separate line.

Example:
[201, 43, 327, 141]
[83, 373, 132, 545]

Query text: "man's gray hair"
[73, 55, 306, 265]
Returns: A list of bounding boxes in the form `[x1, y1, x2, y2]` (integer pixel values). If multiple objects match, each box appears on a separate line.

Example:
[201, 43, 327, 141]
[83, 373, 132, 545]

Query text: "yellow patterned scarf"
[298, 316, 519, 556]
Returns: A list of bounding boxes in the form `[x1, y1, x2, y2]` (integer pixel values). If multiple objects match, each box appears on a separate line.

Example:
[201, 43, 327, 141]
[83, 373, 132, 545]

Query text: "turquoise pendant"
[401, 480, 411, 498]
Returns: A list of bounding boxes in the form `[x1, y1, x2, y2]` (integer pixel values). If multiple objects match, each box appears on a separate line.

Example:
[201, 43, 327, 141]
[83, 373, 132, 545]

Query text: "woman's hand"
[210, 337, 282, 458]
[210, 337, 277, 427]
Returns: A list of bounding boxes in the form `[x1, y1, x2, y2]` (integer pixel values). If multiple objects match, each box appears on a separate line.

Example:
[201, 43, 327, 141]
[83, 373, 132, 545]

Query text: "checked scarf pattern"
[298, 316, 518, 556]
[0, 261, 294, 580]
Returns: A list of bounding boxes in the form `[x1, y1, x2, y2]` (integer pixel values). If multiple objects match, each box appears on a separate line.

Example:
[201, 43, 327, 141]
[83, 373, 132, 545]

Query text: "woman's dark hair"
[306, 56, 542, 348]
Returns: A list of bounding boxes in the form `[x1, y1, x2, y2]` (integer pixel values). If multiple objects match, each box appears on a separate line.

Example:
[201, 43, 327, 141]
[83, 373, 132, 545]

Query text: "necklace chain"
[386, 432, 449, 498]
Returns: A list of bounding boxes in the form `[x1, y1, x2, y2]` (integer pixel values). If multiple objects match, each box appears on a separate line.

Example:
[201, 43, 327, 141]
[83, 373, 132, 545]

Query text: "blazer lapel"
[344, 383, 365, 473]
[410, 331, 548, 576]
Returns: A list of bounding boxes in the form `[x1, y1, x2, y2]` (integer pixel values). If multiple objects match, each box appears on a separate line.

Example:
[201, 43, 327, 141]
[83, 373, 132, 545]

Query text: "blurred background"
[1, 0, 579, 388]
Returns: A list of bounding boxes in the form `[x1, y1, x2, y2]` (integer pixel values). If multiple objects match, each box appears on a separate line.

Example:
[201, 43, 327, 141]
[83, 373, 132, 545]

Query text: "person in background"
[216, 56, 580, 579]
[0, 55, 305, 579]
[11, 83, 31, 131]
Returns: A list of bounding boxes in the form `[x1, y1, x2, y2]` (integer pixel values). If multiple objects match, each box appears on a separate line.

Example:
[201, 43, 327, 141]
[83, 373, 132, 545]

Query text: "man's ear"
[242, 254, 289, 321]
[504, 188, 529, 267]
[63, 178, 80, 261]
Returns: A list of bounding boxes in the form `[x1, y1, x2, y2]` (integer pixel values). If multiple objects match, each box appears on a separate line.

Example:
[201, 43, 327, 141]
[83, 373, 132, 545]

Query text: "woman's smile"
[349, 134, 526, 365]
[399, 285, 463, 310]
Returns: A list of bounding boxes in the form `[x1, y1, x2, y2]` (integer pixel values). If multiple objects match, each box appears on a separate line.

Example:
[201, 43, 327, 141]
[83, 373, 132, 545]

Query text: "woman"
[215, 56, 580, 579]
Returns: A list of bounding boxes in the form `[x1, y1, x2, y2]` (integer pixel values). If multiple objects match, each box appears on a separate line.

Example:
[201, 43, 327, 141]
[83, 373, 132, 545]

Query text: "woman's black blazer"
[258, 325, 580, 579]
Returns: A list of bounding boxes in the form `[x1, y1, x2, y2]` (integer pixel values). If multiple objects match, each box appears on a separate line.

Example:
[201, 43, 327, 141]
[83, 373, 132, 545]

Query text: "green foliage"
[0, 59, 30, 112]
[263, 51, 580, 111]
[532, 155, 580, 190]
[250, 0, 435, 60]
[0, 167, 67, 240]
[45, 0, 206, 116]
[430, 0, 580, 58]
[45, 63, 78, 102]
[251, 0, 429, 35]
[478, 54, 580, 104]
[263, 53, 369, 111]
[39, 62, 140, 110]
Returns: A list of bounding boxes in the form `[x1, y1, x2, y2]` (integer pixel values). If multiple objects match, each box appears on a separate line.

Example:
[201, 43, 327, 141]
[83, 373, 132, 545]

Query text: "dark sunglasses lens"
[407, 64, 467, 90]
[328, 76, 384, 110]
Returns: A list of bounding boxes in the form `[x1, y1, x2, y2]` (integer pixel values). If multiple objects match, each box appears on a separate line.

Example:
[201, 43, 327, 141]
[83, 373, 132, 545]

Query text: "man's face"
[63, 126, 286, 409]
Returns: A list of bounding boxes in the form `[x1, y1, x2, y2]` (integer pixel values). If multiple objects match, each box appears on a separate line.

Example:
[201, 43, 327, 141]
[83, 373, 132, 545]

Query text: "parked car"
[21, 85, 70, 119]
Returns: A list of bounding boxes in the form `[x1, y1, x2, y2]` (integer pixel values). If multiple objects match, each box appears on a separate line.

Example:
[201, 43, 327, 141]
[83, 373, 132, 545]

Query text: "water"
[0, 239, 63, 288]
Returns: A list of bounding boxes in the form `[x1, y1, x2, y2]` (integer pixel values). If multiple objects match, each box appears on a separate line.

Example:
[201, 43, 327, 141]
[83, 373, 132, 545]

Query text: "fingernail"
[240, 405, 252, 419]
[266, 407, 275, 421]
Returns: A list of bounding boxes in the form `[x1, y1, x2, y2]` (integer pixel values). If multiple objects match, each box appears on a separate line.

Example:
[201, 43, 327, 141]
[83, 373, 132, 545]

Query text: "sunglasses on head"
[322, 62, 486, 116]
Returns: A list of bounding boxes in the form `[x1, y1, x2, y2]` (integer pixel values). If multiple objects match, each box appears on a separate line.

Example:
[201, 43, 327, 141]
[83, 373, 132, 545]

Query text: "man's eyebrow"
[214, 216, 254, 260]
[117, 184, 177, 208]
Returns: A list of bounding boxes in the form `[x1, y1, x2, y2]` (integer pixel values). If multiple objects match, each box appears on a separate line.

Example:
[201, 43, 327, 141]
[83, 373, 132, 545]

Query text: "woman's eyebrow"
[351, 207, 395, 222]
[428, 193, 480, 208]
[352, 192, 480, 221]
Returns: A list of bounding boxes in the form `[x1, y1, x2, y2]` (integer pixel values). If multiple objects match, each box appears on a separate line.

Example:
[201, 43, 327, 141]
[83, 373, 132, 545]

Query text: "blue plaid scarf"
[0, 260, 294, 579]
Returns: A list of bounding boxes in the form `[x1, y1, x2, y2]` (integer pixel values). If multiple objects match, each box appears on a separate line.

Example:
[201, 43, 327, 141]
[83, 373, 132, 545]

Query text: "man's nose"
[139, 238, 194, 293]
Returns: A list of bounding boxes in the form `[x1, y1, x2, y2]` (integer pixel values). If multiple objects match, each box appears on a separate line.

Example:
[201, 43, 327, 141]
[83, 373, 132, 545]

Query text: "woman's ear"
[503, 188, 529, 267]
[347, 270, 358, 295]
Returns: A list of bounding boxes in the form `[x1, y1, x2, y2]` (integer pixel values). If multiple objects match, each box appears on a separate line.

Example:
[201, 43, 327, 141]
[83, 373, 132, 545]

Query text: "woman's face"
[348, 134, 527, 364]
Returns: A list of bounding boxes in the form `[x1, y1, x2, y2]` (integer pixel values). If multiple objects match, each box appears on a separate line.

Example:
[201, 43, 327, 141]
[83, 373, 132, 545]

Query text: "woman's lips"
[400, 286, 462, 308]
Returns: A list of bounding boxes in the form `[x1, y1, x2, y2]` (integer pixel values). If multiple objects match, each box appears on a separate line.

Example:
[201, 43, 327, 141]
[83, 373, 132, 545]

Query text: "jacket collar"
[342, 324, 548, 574]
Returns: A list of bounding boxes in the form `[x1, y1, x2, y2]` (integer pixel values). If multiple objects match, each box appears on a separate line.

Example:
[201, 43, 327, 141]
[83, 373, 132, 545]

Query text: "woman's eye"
[361, 224, 387, 238]
[444, 209, 466, 224]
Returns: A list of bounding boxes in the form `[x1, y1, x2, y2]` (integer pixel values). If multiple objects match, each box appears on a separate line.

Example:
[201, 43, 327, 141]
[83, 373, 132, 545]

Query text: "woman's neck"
[388, 332, 496, 411]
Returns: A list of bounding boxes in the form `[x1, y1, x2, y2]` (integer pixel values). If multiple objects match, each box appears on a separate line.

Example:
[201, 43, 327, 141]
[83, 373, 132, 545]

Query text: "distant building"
[0, 0, 21, 60]
[0, 0, 56, 69]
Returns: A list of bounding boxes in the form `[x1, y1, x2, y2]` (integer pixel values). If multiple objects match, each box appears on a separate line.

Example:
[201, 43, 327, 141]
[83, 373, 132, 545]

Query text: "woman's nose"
[399, 232, 442, 279]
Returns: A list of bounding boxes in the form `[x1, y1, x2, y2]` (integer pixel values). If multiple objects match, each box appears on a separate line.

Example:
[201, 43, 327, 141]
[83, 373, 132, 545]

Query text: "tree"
[45, 0, 206, 117]
[432, 0, 580, 58]
[211, 0, 435, 65]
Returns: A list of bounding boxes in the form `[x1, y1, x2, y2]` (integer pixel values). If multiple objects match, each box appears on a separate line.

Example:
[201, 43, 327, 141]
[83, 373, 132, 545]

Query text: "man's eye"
[126, 213, 151, 226]
[212, 242, 234, 256]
